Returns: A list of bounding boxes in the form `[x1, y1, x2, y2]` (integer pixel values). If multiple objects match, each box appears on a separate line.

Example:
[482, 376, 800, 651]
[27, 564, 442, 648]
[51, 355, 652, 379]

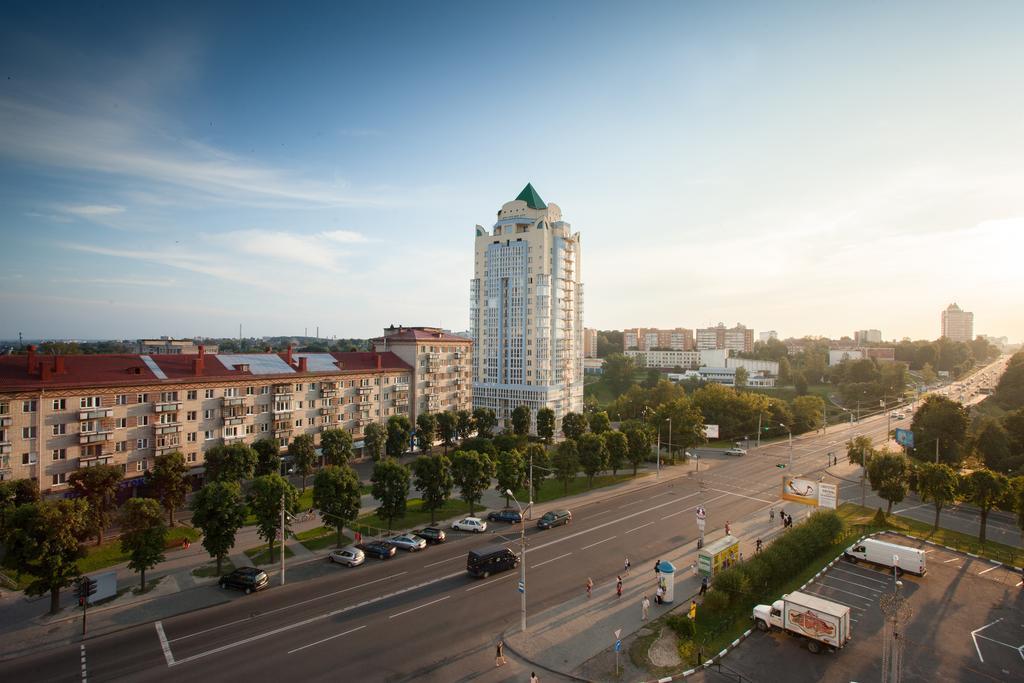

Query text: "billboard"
[894, 428, 914, 448]
[704, 424, 719, 439]
[818, 483, 838, 509]
[782, 476, 820, 506]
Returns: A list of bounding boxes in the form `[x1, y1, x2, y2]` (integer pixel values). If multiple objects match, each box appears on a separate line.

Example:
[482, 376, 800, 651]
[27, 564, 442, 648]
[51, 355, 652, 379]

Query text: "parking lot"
[701, 532, 1024, 682]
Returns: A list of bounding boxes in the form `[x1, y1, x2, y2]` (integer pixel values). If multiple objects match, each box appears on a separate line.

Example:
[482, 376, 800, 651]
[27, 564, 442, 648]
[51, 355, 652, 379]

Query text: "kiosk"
[696, 535, 739, 578]
[655, 559, 676, 603]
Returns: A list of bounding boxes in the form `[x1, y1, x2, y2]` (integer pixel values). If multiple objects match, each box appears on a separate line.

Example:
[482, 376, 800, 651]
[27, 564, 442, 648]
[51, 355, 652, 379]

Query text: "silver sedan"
[389, 534, 427, 552]
[328, 546, 365, 567]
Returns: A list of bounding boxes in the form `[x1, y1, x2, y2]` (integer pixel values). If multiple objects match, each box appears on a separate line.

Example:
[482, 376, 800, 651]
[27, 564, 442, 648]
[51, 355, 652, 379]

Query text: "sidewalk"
[504, 494, 785, 681]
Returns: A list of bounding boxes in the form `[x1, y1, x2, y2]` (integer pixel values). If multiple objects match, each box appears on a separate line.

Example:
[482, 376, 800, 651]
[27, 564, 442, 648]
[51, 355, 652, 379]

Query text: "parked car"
[725, 447, 747, 456]
[451, 517, 488, 533]
[536, 509, 572, 530]
[414, 527, 447, 544]
[389, 534, 427, 552]
[487, 508, 523, 524]
[357, 540, 397, 560]
[328, 546, 365, 567]
[219, 567, 269, 594]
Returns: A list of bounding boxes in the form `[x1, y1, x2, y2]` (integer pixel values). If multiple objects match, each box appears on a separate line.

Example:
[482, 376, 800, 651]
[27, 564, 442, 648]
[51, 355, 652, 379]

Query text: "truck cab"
[753, 600, 784, 631]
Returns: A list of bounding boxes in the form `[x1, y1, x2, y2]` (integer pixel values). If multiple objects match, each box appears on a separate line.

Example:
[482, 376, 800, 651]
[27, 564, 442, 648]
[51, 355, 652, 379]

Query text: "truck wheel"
[845, 555, 857, 564]
[756, 619, 769, 632]
[807, 640, 821, 654]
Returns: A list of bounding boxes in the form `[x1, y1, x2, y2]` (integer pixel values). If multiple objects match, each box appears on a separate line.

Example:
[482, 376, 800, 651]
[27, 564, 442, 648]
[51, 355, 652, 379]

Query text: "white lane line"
[625, 522, 653, 534]
[167, 572, 408, 643]
[943, 557, 960, 563]
[822, 575, 882, 592]
[531, 552, 572, 569]
[892, 503, 929, 514]
[801, 589, 867, 610]
[708, 488, 773, 504]
[978, 565, 1000, 575]
[971, 618, 1002, 663]
[830, 566, 889, 585]
[287, 625, 366, 654]
[465, 574, 515, 592]
[155, 621, 175, 666]
[809, 584, 874, 605]
[661, 509, 688, 520]
[424, 556, 463, 568]
[618, 499, 645, 509]
[581, 536, 616, 550]
[388, 595, 450, 620]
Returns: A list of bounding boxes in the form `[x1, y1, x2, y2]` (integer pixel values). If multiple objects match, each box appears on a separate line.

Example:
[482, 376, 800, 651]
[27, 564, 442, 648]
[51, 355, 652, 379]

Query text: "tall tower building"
[941, 303, 974, 343]
[470, 184, 584, 432]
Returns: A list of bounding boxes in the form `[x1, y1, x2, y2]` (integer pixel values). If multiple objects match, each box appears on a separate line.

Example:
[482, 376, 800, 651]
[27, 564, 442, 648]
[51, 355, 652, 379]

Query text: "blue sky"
[2, 1, 1022, 342]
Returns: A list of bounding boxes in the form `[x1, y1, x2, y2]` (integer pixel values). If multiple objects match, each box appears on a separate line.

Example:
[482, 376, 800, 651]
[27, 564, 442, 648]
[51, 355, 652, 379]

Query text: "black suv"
[487, 508, 523, 524]
[467, 545, 520, 578]
[219, 567, 269, 594]
[414, 527, 447, 544]
[537, 509, 572, 529]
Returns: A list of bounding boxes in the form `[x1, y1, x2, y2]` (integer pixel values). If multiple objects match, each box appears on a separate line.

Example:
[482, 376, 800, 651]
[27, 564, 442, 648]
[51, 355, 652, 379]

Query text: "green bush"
[678, 639, 699, 665]
[666, 613, 696, 639]
[701, 590, 730, 614]
[710, 566, 751, 609]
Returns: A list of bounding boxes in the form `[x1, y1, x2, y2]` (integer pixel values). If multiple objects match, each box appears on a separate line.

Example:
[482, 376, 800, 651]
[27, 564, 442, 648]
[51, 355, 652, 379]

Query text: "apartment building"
[625, 348, 727, 369]
[853, 329, 882, 344]
[470, 183, 584, 432]
[137, 338, 218, 355]
[372, 326, 472, 422]
[622, 327, 694, 352]
[695, 323, 754, 353]
[941, 303, 974, 343]
[0, 345, 411, 494]
[583, 328, 598, 358]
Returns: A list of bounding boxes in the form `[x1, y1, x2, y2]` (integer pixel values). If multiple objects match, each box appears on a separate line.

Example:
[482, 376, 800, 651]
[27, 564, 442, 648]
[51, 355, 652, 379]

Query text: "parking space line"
[977, 565, 999, 575]
[287, 625, 366, 654]
[943, 557, 960, 563]
[531, 552, 572, 569]
[830, 566, 889, 585]
[822, 575, 882, 592]
[388, 596, 449, 619]
[808, 584, 873, 606]
[581, 536, 616, 550]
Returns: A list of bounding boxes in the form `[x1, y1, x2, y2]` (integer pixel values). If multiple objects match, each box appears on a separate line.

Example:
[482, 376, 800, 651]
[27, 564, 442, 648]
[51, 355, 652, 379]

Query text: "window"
[23, 400, 37, 413]
[187, 410, 197, 421]
[294, 419, 302, 428]
[52, 448, 67, 461]
[187, 390, 197, 401]
[309, 382, 317, 391]
[204, 389, 215, 399]
[204, 409, 214, 420]
[204, 430, 214, 441]
[79, 396, 102, 408]
[22, 426, 37, 439]
[225, 426, 239, 437]
[81, 420, 96, 434]
[136, 459, 147, 472]
[52, 399, 66, 411]
[246, 386, 255, 395]
[116, 441, 127, 453]
[188, 452, 197, 463]
[160, 391, 178, 402]
[187, 432, 197, 443]
[137, 438, 149, 449]
[22, 452, 37, 465]
[139, 415, 150, 427]
[260, 386, 270, 395]
[116, 418, 127, 429]
[295, 383, 303, 392]
[245, 424, 255, 434]
[225, 387, 239, 397]
[51, 423, 66, 436]
[297, 401, 304, 409]
[52, 472, 68, 486]
[116, 394, 128, 405]
[159, 413, 177, 424]
[0, 402, 8, 415]
[260, 423, 269, 433]
[307, 418, 314, 426]
[137, 393, 149, 404]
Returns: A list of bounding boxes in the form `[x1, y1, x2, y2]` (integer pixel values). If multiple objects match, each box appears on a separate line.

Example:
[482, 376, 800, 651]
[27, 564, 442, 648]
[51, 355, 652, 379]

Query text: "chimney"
[193, 359, 202, 376]
[55, 356, 66, 374]
[298, 357, 308, 373]
[195, 345, 205, 375]
[41, 363, 52, 380]
[26, 345, 37, 374]
[376, 353, 382, 370]
[285, 345, 293, 366]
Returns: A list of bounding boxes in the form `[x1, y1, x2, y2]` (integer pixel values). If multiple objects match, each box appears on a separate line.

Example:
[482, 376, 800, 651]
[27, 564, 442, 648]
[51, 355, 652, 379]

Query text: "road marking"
[971, 618, 1002, 663]
[978, 565, 1000, 575]
[155, 621, 175, 666]
[618, 499, 646, 509]
[661, 509, 688, 520]
[424, 555, 462, 568]
[943, 557, 960, 563]
[822, 575, 882, 592]
[892, 503, 929, 514]
[708, 488, 773, 504]
[80, 644, 88, 682]
[830, 566, 889, 585]
[168, 572, 408, 642]
[626, 522, 653, 534]
[531, 552, 572, 569]
[388, 595, 450, 620]
[287, 625, 366, 654]
[809, 584, 874, 605]
[465, 573, 515, 592]
[581, 536, 616, 550]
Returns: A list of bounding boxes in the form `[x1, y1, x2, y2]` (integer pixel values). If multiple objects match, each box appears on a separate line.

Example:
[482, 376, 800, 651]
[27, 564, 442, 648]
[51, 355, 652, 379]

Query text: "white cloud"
[60, 204, 126, 217]
[205, 230, 341, 270]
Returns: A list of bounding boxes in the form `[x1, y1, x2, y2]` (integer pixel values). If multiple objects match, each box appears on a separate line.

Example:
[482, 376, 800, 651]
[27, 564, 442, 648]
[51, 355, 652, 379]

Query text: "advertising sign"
[818, 482, 838, 509]
[782, 476, 819, 506]
[703, 424, 719, 439]
[894, 428, 914, 448]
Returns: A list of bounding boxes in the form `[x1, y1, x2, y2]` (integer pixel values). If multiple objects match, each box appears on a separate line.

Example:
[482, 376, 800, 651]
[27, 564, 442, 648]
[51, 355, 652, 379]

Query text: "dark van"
[467, 545, 520, 578]
[537, 509, 572, 530]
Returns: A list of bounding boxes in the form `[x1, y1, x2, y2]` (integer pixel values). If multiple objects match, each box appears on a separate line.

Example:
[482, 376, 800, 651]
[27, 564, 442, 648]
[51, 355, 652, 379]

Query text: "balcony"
[155, 401, 181, 413]
[273, 386, 294, 396]
[273, 408, 293, 417]
[79, 431, 113, 445]
[222, 396, 247, 407]
[153, 446, 180, 457]
[0, 444, 11, 456]
[274, 428, 292, 439]
[321, 388, 338, 398]
[79, 409, 113, 420]
[156, 424, 182, 435]
[223, 432, 246, 442]
[357, 387, 372, 395]
[453, 351, 463, 360]
[224, 416, 245, 426]
[0, 416, 11, 427]
[319, 408, 330, 416]
[79, 453, 114, 466]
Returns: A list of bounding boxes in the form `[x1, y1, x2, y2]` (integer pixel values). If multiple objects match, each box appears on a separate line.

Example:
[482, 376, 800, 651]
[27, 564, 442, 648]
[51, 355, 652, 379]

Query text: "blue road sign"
[518, 580, 524, 593]
[614, 640, 622, 653]
[895, 428, 914, 448]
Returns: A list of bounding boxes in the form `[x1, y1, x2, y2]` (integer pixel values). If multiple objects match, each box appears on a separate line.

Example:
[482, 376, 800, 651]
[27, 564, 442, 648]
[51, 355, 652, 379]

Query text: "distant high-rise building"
[759, 330, 778, 343]
[696, 323, 754, 353]
[470, 184, 584, 432]
[137, 338, 218, 355]
[622, 327, 693, 352]
[583, 328, 598, 358]
[854, 329, 882, 344]
[941, 303, 974, 343]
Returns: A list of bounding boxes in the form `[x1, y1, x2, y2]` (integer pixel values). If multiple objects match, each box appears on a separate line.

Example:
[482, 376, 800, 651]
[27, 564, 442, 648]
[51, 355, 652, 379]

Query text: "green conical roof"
[515, 183, 546, 210]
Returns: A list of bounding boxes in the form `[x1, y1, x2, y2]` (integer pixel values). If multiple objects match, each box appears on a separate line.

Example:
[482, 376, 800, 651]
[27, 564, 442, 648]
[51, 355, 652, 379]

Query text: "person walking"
[769, 506, 774, 522]
[616, 575, 623, 598]
[656, 585, 664, 605]
[495, 640, 507, 667]
[642, 594, 650, 620]
[756, 537, 763, 554]
[586, 577, 593, 598]
[530, 673, 540, 683]
[654, 559, 661, 576]
[724, 520, 731, 536]
[624, 556, 631, 574]
[699, 575, 708, 596]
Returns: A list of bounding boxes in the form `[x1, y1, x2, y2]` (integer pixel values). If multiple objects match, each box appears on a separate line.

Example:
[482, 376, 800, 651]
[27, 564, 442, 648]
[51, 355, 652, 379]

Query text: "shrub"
[678, 639, 699, 665]
[700, 590, 730, 614]
[666, 613, 696, 639]
[710, 566, 751, 609]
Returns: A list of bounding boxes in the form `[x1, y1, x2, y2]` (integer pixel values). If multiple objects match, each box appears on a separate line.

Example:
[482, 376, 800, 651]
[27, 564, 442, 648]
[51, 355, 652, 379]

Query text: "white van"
[844, 538, 926, 576]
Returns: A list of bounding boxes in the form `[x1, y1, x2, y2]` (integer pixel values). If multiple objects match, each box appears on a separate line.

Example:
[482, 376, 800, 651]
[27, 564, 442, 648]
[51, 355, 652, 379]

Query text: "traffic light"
[76, 577, 97, 603]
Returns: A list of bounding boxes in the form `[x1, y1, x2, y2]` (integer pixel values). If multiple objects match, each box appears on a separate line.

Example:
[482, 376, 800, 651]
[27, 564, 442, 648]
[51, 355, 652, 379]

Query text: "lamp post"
[780, 423, 793, 469]
[662, 417, 671, 476]
[507, 489, 527, 633]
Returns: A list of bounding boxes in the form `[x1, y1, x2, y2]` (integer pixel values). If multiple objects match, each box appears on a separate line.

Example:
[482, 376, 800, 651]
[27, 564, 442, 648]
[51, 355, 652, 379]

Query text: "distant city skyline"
[2, 2, 1022, 342]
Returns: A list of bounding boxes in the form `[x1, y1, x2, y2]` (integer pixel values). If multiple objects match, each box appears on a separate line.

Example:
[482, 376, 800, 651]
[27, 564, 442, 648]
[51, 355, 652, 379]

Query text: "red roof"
[0, 351, 411, 393]
[377, 326, 471, 343]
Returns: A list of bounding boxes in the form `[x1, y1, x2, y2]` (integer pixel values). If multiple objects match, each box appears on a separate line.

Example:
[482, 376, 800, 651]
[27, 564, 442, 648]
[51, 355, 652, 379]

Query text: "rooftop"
[515, 182, 546, 210]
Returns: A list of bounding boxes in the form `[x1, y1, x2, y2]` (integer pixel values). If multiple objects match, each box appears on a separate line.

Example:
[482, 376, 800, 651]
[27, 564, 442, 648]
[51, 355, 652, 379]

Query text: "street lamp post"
[507, 489, 527, 633]
[663, 417, 671, 475]
[780, 423, 793, 469]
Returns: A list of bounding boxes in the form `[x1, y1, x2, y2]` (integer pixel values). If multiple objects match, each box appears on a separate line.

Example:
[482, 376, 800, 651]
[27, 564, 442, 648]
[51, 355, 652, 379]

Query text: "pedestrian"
[181, 538, 188, 551]
[724, 520, 731, 536]
[616, 575, 623, 598]
[699, 576, 708, 596]
[495, 640, 507, 667]
[780, 510, 786, 527]
[355, 531, 362, 544]
[690, 562, 698, 577]
[769, 506, 774, 522]
[689, 599, 697, 620]
[655, 559, 661, 576]
[530, 673, 539, 683]
[624, 556, 631, 574]
[586, 577, 593, 598]
[656, 585, 664, 605]
[756, 538, 763, 554]
[642, 594, 650, 620]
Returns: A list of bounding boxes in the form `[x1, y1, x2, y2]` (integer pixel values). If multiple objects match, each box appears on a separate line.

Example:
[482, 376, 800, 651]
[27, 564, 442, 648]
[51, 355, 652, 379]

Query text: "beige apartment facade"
[941, 303, 974, 343]
[583, 328, 598, 358]
[623, 327, 694, 352]
[696, 323, 754, 353]
[0, 345, 412, 495]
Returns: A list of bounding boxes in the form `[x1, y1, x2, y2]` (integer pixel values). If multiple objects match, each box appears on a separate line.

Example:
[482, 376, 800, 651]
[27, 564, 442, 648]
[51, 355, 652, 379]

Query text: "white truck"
[752, 591, 852, 654]
[844, 538, 926, 576]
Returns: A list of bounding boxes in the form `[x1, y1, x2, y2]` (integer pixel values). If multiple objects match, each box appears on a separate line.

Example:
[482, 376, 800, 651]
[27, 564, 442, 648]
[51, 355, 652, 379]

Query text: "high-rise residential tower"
[470, 184, 584, 432]
[941, 303, 974, 343]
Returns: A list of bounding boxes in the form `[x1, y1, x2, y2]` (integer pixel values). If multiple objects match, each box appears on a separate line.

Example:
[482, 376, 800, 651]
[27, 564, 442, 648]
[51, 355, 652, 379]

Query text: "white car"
[725, 447, 746, 457]
[451, 517, 487, 533]
[389, 534, 427, 552]
[328, 546, 365, 567]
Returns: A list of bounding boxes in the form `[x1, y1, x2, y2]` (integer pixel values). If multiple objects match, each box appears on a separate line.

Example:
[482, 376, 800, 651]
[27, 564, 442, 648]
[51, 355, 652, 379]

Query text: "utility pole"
[861, 442, 868, 507]
[280, 493, 286, 586]
[756, 413, 762, 447]
[508, 490, 527, 632]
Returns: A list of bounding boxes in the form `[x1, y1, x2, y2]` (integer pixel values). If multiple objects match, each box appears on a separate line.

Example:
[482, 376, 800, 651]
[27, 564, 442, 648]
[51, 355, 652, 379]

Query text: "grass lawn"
[519, 472, 646, 505]
[295, 525, 352, 552]
[77, 525, 201, 574]
[836, 502, 1024, 565]
[355, 498, 484, 533]
[193, 558, 235, 578]
[244, 544, 295, 565]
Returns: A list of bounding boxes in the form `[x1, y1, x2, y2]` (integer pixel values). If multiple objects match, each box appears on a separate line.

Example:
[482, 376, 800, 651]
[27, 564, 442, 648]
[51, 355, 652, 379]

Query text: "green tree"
[386, 415, 413, 459]
[972, 418, 1016, 473]
[146, 451, 190, 527]
[964, 469, 1010, 543]
[412, 454, 454, 523]
[561, 412, 589, 441]
[119, 498, 166, 591]
[313, 465, 362, 547]
[644, 368, 661, 389]
[511, 405, 531, 437]
[846, 435, 875, 466]
[777, 356, 792, 385]
[67, 463, 122, 546]
[289, 434, 317, 492]
[204, 443, 258, 483]
[524, 444, 549, 499]
[450, 450, 495, 516]
[603, 353, 637, 395]
[472, 407, 497, 439]
[436, 411, 458, 453]
[0, 481, 15, 537]
[651, 398, 705, 461]
[995, 354, 1024, 408]
[734, 366, 749, 388]
[577, 433, 608, 487]
[536, 407, 555, 444]
[3, 500, 89, 614]
[370, 458, 411, 532]
[866, 451, 910, 515]
[624, 421, 654, 476]
[920, 362, 938, 386]
[494, 450, 526, 507]
[363, 422, 386, 461]
[791, 395, 825, 435]
[248, 474, 299, 563]
[909, 395, 970, 466]
[588, 411, 611, 435]
[320, 429, 353, 467]
[1004, 408, 1024, 457]
[551, 440, 580, 494]
[416, 413, 437, 452]
[455, 409, 473, 440]
[252, 438, 282, 476]
[916, 462, 959, 529]
[191, 481, 246, 574]
[604, 430, 628, 476]
[793, 371, 808, 396]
